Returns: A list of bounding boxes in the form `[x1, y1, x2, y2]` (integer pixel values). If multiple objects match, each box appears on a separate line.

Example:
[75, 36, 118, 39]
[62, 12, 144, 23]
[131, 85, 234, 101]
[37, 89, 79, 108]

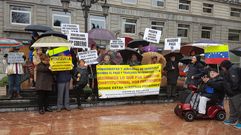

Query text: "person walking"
[220, 60, 241, 129]
[73, 59, 88, 109]
[165, 55, 179, 99]
[35, 54, 53, 114]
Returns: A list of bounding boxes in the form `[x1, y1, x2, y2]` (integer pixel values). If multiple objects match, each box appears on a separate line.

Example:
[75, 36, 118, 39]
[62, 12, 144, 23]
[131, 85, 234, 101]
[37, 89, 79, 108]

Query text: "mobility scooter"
[174, 85, 226, 122]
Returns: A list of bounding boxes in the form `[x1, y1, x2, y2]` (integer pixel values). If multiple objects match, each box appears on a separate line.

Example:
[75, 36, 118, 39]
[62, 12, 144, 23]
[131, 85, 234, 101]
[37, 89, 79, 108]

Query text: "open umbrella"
[230, 47, 241, 56]
[39, 31, 67, 39]
[0, 38, 23, 48]
[190, 39, 223, 48]
[164, 52, 183, 61]
[118, 48, 143, 63]
[180, 45, 204, 56]
[127, 40, 150, 48]
[25, 25, 53, 32]
[88, 28, 116, 40]
[31, 36, 72, 48]
[142, 52, 166, 67]
[124, 36, 133, 47]
[143, 44, 158, 52]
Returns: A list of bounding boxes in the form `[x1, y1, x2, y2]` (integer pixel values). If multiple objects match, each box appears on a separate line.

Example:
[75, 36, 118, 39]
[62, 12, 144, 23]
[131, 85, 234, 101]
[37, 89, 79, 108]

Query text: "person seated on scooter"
[198, 68, 225, 115]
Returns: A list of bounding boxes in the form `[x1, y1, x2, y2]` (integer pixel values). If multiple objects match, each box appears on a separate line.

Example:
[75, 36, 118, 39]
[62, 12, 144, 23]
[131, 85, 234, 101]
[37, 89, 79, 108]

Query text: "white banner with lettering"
[164, 38, 181, 51]
[143, 28, 162, 44]
[78, 50, 98, 65]
[61, 24, 80, 35]
[110, 38, 125, 50]
[8, 52, 25, 64]
[68, 32, 88, 49]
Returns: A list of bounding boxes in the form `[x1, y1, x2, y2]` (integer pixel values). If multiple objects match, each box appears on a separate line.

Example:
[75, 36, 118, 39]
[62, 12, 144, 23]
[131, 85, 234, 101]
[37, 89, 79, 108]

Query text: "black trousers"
[38, 91, 50, 110]
[75, 84, 86, 106]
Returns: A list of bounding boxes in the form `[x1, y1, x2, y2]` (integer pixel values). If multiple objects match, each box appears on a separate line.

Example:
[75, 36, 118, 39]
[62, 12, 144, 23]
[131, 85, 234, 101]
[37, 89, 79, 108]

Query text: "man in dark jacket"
[198, 68, 225, 114]
[220, 60, 241, 129]
[185, 56, 204, 87]
[165, 55, 179, 98]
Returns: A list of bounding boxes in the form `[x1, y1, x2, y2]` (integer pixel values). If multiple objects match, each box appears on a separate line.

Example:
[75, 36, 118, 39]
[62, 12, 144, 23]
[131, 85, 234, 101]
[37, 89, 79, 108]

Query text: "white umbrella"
[31, 36, 72, 48]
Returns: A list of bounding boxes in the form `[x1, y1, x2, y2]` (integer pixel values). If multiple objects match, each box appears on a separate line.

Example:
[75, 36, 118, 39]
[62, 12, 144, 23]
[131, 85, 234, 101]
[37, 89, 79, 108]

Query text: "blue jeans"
[8, 74, 21, 95]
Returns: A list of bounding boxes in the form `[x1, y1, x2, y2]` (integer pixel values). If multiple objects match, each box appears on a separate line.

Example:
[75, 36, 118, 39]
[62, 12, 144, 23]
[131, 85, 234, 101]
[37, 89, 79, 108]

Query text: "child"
[198, 68, 225, 115]
[73, 59, 89, 109]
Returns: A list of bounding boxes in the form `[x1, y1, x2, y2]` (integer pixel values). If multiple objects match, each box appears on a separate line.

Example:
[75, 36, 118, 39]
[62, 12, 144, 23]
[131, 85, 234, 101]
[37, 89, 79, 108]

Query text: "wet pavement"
[0, 102, 240, 135]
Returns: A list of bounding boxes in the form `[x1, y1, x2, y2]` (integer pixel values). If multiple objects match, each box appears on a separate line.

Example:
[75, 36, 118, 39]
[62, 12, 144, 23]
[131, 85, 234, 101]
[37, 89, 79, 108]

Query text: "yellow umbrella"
[142, 52, 166, 67]
[31, 35, 72, 48]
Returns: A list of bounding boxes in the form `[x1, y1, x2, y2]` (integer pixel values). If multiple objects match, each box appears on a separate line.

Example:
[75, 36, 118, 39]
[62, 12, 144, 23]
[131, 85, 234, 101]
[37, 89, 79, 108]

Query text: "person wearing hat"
[151, 56, 158, 64]
[198, 68, 225, 115]
[220, 60, 241, 129]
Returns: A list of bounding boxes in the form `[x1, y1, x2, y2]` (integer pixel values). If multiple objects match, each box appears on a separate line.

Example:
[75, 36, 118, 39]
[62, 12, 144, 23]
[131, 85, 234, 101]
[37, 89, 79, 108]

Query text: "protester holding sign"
[35, 54, 53, 114]
[6, 48, 24, 99]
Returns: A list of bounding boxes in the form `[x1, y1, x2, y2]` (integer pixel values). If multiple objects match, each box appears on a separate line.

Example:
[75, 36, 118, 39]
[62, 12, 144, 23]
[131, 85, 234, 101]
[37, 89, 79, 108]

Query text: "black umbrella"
[230, 47, 241, 56]
[39, 31, 67, 39]
[127, 40, 150, 48]
[164, 52, 183, 61]
[25, 25, 53, 32]
[118, 48, 143, 63]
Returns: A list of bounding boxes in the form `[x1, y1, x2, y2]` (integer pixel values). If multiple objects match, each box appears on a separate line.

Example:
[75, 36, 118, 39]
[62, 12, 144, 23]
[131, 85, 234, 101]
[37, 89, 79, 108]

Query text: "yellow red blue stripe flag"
[204, 44, 229, 64]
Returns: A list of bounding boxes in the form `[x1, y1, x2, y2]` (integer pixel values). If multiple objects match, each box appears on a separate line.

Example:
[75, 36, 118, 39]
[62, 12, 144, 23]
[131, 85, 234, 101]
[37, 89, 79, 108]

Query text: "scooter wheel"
[216, 111, 226, 121]
[184, 111, 195, 122]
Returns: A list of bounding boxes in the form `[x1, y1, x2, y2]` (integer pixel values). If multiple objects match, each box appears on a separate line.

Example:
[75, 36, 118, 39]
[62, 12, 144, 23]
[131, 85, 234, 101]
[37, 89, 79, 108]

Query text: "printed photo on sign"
[8, 52, 25, 64]
[68, 32, 88, 49]
[110, 39, 125, 50]
[164, 38, 181, 51]
[143, 28, 162, 44]
[61, 24, 80, 35]
[78, 50, 98, 65]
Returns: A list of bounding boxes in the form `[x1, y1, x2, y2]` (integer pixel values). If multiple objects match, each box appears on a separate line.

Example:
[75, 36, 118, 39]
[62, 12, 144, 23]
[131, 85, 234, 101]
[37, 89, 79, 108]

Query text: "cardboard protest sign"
[110, 38, 125, 50]
[143, 28, 162, 43]
[68, 32, 88, 49]
[164, 38, 181, 51]
[78, 50, 98, 65]
[61, 24, 80, 35]
[8, 52, 25, 63]
[49, 56, 73, 71]
[97, 64, 162, 99]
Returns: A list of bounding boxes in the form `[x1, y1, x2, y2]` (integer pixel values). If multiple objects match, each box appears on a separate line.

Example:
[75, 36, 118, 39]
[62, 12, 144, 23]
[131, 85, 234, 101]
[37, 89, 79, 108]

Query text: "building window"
[203, 3, 213, 13]
[123, 19, 137, 34]
[89, 16, 106, 30]
[10, 6, 31, 25]
[151, 21, 164, 31]
[177, 24, 189, 37]
[179, 0, 190, 11]
[152, 0, 165, 7]
[230, 8, 241, 17]
[123, 0, 137, 4]
[52, 11, 71, 28]
[201, 26, 212, 39]
[228, 29, 240, 41]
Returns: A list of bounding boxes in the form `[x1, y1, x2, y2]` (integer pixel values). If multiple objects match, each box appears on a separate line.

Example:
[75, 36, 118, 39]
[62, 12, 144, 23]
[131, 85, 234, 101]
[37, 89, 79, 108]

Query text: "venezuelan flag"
[204, 45, 229, 64]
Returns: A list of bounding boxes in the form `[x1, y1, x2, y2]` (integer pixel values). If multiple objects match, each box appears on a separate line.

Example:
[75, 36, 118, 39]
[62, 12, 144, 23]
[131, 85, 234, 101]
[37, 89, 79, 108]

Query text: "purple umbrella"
[143, 45, 158, 52]
[88, 28, 116, 40]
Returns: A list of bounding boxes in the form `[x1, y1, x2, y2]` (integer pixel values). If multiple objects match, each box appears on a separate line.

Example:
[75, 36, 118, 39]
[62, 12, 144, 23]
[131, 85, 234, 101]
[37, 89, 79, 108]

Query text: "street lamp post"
[60, 0, 109, 33]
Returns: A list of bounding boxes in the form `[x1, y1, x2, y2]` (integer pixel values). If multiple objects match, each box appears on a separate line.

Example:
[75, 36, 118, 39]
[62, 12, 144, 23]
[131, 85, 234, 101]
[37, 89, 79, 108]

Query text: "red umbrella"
[0, 38, 22, 48]
[180, 45, 204, 56]
[124, 37, 133, 47]
[88, 28, 116, 40]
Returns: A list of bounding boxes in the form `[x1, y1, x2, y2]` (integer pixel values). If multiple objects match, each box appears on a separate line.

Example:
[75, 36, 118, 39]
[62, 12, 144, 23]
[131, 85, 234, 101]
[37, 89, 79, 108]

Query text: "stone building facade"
[0, 0, 240, 49]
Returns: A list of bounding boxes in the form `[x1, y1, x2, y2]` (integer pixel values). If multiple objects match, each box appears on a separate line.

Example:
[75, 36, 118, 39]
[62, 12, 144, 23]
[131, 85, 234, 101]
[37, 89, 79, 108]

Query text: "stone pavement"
[0, 102, 240, 135]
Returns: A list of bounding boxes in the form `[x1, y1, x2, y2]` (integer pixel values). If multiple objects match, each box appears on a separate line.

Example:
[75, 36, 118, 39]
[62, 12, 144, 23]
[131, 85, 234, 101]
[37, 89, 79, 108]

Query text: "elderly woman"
[35, 54, 53, 114]
[127, 54, 140, 66]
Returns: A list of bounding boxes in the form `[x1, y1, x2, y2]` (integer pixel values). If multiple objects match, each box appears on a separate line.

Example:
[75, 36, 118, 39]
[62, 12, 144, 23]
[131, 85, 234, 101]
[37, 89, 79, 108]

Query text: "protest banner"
[110, 38, 125, 50]
[49, 56, 73, 71]
[7, 52, 25, 63]
[204, 44, 229, 64]
[61, 24, 80, 35]
[78, 50, 98, 65]
[164, 38, 181, 51]
[97, 64, 162, 99]
[68, 32, 88, 48]
[143, 28, 162, 43]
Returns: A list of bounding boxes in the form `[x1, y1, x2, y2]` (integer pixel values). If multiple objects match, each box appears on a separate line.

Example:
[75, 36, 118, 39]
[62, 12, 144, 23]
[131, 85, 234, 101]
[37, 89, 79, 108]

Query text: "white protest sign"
[78, 50, 98, 65]
[143, 28, 162, 43]
[110, 38, 125, 50]
[8, 52, 25, 63]
[68, 32, 88, 48]
[61, 24, 80, 35]
[164, 38, 181, 51]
